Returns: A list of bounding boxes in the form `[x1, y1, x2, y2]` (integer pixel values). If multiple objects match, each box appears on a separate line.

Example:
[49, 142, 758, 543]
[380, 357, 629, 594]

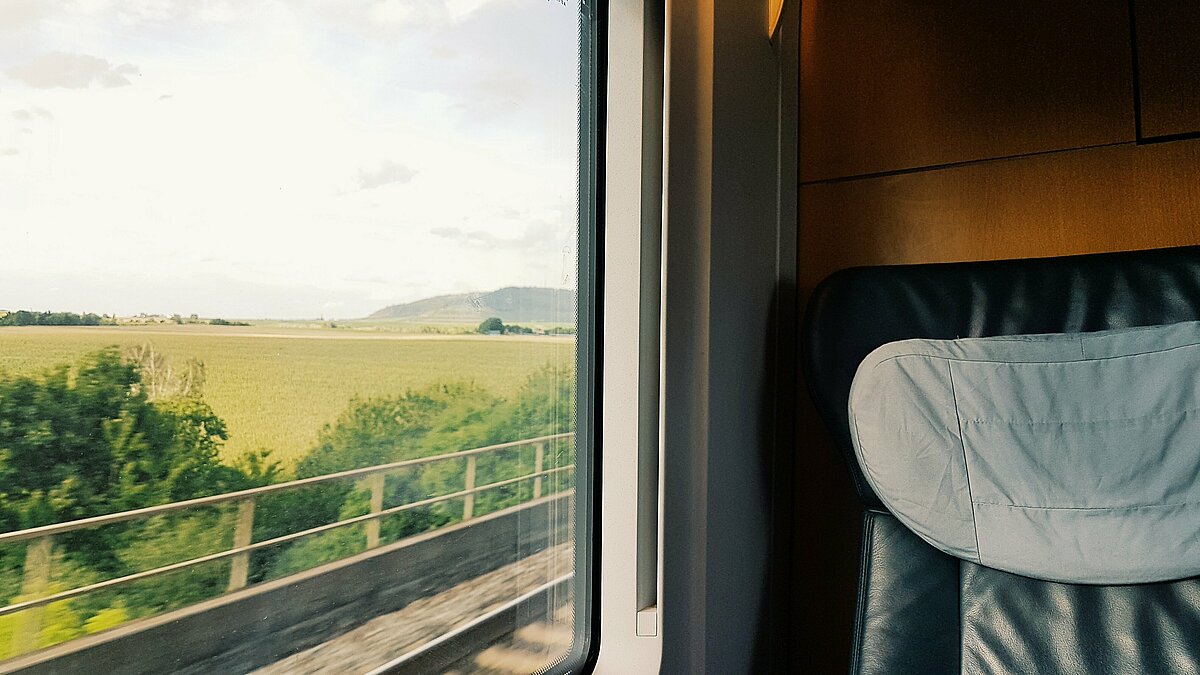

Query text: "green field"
[0, 326, 574, 467]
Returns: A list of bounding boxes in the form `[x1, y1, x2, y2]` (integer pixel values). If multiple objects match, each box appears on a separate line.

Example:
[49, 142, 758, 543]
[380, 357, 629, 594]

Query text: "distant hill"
[367, 287, 575, 324]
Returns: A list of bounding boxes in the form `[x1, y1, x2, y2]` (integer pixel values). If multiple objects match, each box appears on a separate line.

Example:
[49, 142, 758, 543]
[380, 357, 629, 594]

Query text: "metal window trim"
[589, 0, 667, 672]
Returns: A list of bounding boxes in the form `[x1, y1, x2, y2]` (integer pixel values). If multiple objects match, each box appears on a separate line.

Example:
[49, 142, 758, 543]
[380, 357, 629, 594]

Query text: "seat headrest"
[802, 245, 1200, 509]
[851, 322, 1200, 584]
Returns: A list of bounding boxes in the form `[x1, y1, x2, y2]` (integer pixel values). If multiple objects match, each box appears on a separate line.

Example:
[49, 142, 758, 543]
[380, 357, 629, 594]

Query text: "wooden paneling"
[797, 136, 1200, 673]
[797, 8, 1200, 672]
[799, 139, 1200, 296]
[800, 0, 1135, 183]
[1134, 2, 1200, 139]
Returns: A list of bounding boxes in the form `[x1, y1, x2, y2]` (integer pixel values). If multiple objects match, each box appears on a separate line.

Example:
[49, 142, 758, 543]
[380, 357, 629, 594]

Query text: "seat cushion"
[961, 560, 1200, 675]
[852, 511, 960, 675]
[855, 511, 1200, 675]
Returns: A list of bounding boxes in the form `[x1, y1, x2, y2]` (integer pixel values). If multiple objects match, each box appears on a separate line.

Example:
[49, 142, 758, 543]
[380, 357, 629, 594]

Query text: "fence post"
[533, 443, 545, 499]
[463, 455, 477, 520]
[366, 473, 385, 549]
[12, 535, 53, 656]
[227, 498, 256, 592]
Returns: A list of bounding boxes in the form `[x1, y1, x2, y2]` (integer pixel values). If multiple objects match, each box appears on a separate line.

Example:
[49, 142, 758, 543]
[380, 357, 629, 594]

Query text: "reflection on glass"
[0, 1, 583, 673]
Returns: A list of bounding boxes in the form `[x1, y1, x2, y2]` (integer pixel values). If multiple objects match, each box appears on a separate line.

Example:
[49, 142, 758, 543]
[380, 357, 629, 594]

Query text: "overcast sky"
[0, 0, 581, 319]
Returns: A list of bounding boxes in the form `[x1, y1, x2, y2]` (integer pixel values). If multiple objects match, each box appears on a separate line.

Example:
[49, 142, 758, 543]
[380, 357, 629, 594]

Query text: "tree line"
[476, 316, 575, 335]
[0, 311, 111, 327]
[0, 311, 252, 328]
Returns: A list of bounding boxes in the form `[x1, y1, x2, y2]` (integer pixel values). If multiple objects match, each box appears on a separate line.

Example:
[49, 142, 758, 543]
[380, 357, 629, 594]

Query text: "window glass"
[0, 1, 593, 672]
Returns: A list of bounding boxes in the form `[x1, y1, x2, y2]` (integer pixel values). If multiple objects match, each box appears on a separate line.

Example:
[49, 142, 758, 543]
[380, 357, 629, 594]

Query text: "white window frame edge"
[595, 0, 665, 671]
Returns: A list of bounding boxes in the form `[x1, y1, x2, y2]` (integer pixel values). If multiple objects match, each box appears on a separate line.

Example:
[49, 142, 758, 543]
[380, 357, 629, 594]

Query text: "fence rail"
[0, 432, 575, 656]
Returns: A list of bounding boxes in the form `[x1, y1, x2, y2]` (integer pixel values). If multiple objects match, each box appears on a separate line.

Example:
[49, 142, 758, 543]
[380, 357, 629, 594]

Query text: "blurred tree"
[477, 317, 505, 333]
[259, 367, 577, 579]
[0, 349, 253, 575]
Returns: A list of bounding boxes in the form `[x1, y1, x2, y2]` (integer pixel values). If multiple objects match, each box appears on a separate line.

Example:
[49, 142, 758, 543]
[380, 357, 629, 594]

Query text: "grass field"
[0, 326, 574, 467]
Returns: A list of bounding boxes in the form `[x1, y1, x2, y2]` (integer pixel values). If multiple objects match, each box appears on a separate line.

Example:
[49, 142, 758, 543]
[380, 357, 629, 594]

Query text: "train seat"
[802, 246, 1200, 674]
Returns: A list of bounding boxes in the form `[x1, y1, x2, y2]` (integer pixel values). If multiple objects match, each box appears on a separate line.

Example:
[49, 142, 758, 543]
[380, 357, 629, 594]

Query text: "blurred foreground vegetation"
[0, 348, 575, 659]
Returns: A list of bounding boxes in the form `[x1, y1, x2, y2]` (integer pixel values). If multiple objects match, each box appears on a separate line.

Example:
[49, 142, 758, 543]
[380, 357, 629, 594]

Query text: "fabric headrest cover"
[849, 320, 1200, 584]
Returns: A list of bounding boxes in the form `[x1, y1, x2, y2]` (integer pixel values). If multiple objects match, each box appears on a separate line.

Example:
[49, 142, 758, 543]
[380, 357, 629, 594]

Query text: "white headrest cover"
[850, 321, 1200, 584]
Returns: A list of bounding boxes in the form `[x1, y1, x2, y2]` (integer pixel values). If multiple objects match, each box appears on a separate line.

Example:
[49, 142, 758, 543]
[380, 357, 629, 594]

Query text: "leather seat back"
[804, 246, 1200, 507]
[802, 246, 1200, 674]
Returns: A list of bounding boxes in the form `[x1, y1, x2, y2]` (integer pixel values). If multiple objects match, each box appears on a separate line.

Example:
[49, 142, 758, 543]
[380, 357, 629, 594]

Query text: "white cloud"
[444, 0, 497, 22]
[8, 52, 140, 89]
[430, 219, 561, 251]
[369, 0, 417, 26]
[0, 1, 44, 30]
[356, 160, 417, 190]
[11, 107, 53, 121]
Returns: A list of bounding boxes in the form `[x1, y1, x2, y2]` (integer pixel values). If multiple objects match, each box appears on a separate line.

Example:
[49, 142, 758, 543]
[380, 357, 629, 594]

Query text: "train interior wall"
[794, 1, 1200, 671]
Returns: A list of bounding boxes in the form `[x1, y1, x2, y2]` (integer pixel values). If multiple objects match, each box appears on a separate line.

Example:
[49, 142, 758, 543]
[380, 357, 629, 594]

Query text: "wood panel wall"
[797, 2, 1200, 672]
[1134, 2, 1200, 140]
[799, 0, 1133, 182]
[800, 140, 1200, 295]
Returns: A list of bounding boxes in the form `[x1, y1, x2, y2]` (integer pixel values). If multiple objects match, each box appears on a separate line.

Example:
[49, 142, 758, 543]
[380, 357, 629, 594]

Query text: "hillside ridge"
[367, 287, 574, 324]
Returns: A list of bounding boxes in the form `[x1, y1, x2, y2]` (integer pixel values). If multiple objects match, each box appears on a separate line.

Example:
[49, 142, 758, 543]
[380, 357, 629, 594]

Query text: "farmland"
[0, 325, 574, 467]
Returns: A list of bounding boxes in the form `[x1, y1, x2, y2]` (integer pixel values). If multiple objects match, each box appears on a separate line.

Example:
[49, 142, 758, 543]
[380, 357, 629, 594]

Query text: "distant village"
[0, 310, 249, 327]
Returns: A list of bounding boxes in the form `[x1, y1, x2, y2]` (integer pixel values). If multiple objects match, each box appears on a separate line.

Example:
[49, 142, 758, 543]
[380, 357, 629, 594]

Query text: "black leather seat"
[802, 246, 1200, 674]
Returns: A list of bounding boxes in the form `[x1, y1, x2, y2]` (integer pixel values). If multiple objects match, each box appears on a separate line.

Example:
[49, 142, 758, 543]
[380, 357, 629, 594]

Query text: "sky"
[0, 0, 581, 319]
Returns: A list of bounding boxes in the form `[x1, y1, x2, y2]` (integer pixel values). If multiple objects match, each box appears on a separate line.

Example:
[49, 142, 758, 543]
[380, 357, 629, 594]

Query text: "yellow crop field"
[0, 326, 574, 466]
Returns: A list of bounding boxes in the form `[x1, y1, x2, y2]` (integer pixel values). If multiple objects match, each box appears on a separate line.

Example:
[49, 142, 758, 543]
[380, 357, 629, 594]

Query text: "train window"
[0, 1, 596, 673]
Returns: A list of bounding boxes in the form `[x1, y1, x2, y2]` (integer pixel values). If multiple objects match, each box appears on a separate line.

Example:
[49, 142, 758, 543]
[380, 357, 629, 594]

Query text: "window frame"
[545, 0, 667, 673]
[587, 0, 667, 673]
